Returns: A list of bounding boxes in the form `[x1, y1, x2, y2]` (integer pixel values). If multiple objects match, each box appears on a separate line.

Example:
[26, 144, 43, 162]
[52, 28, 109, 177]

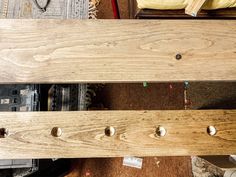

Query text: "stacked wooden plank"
[0, 20, 235, 158]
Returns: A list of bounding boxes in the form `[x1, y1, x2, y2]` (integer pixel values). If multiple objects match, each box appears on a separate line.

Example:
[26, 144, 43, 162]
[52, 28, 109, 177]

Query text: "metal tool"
[34, 0, 51, 12]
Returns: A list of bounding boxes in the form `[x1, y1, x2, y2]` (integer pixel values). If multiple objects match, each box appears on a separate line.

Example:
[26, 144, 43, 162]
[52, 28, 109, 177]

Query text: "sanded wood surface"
[185, 0, 207, 16]
[0, 110, 235, 159]
[0, 20, 236, 83]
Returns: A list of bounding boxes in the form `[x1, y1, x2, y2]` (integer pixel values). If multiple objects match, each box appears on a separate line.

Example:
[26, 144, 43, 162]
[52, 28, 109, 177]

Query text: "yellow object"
[137, 0, 236, 10]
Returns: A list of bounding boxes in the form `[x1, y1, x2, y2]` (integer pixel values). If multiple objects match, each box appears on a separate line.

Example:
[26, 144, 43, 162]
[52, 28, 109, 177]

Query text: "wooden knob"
[0, 128, 9, 138]
[51, 127, 62, 137]
[155, 126, 166, 137]
[207, 126, 217, 136]
[105, 126, 116, 137]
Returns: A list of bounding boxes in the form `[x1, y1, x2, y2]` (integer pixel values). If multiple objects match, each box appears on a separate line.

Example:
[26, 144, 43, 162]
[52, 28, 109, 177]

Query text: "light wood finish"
[0, 110, 235, 159]
[185, 0, 207, 16]
[0, 20, 236, 83]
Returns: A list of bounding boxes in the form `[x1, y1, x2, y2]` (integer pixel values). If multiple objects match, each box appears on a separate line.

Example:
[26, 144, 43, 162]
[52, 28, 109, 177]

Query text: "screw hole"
[0, 128, 9, 138]
[155, 126, 166, 137]
[207, 126, 217, 136]
[51, 127, 62, 137]
[175, 54, 182, 60]
[105, 126, 115, 137]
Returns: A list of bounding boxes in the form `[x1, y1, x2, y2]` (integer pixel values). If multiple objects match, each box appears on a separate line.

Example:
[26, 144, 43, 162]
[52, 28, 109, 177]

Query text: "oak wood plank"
[185, 0, 208, 16]
[0, 20, 236, 83]
[0, 110, 235, 159]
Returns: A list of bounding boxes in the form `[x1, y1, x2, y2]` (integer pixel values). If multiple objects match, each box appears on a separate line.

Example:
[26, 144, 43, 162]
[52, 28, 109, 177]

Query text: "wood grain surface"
[0, 110, 235, 159]
[185, 0, 207, 16]
[0, 20, 236, 83]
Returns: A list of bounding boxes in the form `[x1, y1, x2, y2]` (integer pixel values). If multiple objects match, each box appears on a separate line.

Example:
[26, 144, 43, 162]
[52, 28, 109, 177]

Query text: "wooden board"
[0, 110, 235, 159]
[0, 20, 236, 83]
[185, 0, 207, 16]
